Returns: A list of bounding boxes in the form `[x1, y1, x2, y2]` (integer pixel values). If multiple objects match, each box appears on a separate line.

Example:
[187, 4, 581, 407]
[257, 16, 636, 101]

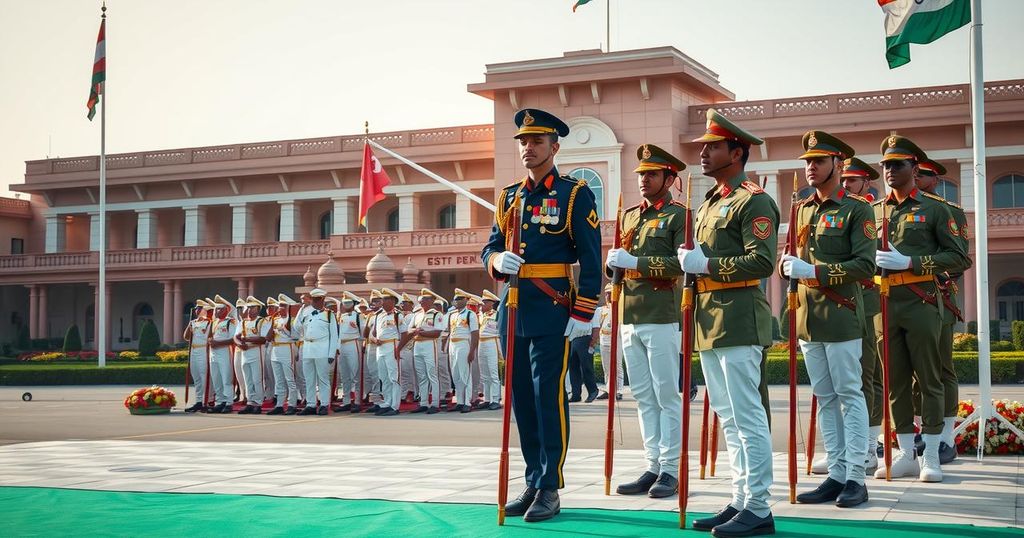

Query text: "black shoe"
[616, 393, 623, 401]
[317, 406, 329, 416]
[350, 405, 361, 414]
[252, 405, 262, 415]
[796, 477, 845, 504]
[272, 396, 278, 406]
[219, 404, 233, 414]
[504, 486, 537, 517]
[568, 395, 582, 403]
[585, 392, 598, 403]
[596, 391, 609, 400]
[411, 406, 428, 413]
[426, 406, 439, 414]
[365, 404, 381, 414]
[648, 473, 679, 498]
[299, 406, 317, 416]
[939, 442, 958, 464]
[711, 510, 774, 537]
[284, 407, 299, 415]
[374, 406, 394, 416]
[835, 480, 868, 508]
[460, 405, 472, 414]
[448, 404, 463, 412]
[378, 408, 399, 416]
[333, 403, 352, 412]
[689, 384, 699, 402]
[267, 406, 284, 415]
[693, 505, 739, 531]
[183, 403, 204, 413]
[238, 405, 253, 415]
[488, 402, 502, 410]
[914, 433, 925, 457]
[476, 401, 490, 410]
[210, 403, 226, 414]
[523, 489, 560, 522]
[616, 471, 658, 495]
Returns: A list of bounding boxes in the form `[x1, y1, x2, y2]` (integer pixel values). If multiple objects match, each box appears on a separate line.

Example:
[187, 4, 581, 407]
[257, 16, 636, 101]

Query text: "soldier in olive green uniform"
[605, 143, 687, 499]
[677, 109, 778, 537]
[872, 136, 971, 483]
[782, 131, 875, 508]
[915, 157, 969, 464]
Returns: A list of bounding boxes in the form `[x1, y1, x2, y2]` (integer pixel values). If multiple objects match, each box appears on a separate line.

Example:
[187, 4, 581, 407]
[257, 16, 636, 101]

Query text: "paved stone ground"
[0, 385, 1019, 528]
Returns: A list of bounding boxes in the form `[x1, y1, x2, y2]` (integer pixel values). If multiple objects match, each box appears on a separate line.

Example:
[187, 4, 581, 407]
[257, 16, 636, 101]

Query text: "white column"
[44, 215, 66, 253]
[455, 194, 472, 229]
[231, 203, 253, 245]
[89, 211, 107, 251]
[398, 193, 418, 232]
[760, 170, 780, 207]
[332, 197, 354, 235]
[958, 158, 976, 211]
[279, 200, 299, 241]
[183, 205, 207, 247]
[136, 209, 157, 249]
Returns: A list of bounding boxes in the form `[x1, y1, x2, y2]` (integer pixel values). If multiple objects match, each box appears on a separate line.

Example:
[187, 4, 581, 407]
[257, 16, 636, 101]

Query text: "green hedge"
[0, 363, 186, 386]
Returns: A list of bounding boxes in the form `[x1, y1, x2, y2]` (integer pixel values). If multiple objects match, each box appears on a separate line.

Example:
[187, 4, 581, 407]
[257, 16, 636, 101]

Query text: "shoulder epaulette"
[846, 193, 869, 204]
[740, 180, 765, 194]
[921, 191, 945, 202]
[872, 198, 885, 207]
[668, 200, 687, 208]
[624, 202, 643, 212]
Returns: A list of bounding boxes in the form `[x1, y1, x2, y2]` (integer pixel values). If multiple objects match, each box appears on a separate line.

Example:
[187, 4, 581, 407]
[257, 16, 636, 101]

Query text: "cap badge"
[522, 110, 534, 126]
[888, 136, 898, 148]
[807, 132, 818, 148]
[641, 145, 652, 159]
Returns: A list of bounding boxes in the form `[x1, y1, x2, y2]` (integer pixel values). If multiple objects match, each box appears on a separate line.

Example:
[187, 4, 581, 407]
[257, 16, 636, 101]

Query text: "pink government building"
[1, 46, 1022, 350]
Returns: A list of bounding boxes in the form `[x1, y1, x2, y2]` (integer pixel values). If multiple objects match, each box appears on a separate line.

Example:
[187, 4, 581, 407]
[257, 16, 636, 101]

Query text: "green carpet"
[0, 486, 1016, 537]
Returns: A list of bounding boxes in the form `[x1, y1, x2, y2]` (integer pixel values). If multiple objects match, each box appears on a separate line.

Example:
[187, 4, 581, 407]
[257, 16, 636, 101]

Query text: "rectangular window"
[10, 238, 24, 254]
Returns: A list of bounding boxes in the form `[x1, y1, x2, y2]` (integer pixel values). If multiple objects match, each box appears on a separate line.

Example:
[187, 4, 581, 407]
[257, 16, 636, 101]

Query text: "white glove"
[677, 245, 710, 274]
[876, 247, 912, 270]
[564, 317, 591, 341]
[605, 248, 638, 270]
[782, 255, 817, 280]
[491, 251, 525, 275]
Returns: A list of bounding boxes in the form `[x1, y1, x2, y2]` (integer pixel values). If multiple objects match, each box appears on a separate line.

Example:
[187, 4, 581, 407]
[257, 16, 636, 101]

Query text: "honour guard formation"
[167, 106, 979, 535]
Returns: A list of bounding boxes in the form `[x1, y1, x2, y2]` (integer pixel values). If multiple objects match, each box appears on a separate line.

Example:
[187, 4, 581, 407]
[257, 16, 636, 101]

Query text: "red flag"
[87, 19, 106, 120]
[359, 142, 391, 229]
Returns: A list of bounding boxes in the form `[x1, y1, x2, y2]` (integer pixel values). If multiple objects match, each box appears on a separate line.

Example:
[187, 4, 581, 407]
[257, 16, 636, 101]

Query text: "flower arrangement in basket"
[955, 399, 1024, 455]
[124, 385, 177, 415]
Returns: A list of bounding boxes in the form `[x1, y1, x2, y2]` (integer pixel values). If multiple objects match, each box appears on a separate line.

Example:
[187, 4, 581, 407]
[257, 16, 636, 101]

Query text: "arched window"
[438, 204, 456, 229]
[85, 304, 95, 343]
[132, 303, 155, 341]
[568, 168, 604, 218]
[996, 280, 1024, 325]
[934, 179, 959, 204]
[994, 174, 1024, 208]
[386, 209, 400, 232]
[319, 211, 333, 239]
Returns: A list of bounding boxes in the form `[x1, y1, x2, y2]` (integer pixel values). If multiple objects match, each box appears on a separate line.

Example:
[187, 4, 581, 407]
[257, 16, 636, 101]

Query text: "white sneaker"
[873, 450, 919, 479]
[864, 451, 878, 473]
[811, 456, 829, 475]
[920, 434, 943, 482]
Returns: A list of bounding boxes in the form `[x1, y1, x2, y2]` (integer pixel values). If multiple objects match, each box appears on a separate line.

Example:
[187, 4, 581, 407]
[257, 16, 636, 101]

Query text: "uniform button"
[522, 223, 528, 230]
[520, 242, 527, 249]
[526, 205, 532, 211]
[809, 247, 815, 252]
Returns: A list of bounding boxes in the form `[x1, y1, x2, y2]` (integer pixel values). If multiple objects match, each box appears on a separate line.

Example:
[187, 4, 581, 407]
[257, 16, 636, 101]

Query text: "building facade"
[2, 46, 1023, 349]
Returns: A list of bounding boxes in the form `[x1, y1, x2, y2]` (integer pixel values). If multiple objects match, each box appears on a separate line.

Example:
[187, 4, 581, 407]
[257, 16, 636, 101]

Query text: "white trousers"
[400, 345, 416, 397]
[338, 340, 361, 405]
[600, 340, 625, 394]
[449, 340, 472, 406]
[800, 338, 868, 484]
[478, 338, 502, 403]
[471, 354, 482, 400]
[241, 358, 265, 405]
[302, 355, 332, 408]
[438, 349, 452, 398]
[621, 323, 682, 477]
[413, 340, 441, 407]
[269, 344, 297, 408]
[376, 342, 401, 410]
[209, 348, 234, 405]
[233, 349, 245, 401]
[364, 344, 379, 398]
[188, 347, 209, 405]
[700, 345, 773, 517]
[262, 347, 274, 397]
[294, 347, 306, 401]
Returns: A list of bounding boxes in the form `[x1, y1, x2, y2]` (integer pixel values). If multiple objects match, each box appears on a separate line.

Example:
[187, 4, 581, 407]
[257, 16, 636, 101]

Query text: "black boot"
[523, 489, 560, 522]
[504, 486, 537, 517]
[616, 471, 658, 495]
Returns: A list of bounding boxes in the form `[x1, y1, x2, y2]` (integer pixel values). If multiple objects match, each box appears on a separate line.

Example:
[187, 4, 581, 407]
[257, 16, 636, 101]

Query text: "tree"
[62, 324, 83, 353]
[1012, 320, 1024, 352]
[15, 325, 30, 351]
[138, 319, 161, 357]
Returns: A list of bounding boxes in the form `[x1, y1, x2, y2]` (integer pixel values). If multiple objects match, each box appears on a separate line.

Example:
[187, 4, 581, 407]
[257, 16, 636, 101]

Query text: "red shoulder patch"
[741, 180, 765, 194]
[751, 216, 772, 240]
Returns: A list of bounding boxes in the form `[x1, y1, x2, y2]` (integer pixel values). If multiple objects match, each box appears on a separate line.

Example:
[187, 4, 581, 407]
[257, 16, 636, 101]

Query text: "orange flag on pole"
[358, 142, 391, 229]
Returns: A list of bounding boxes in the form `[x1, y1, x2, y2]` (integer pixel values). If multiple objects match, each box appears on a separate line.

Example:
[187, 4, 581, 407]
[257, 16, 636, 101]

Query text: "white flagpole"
[366, 139, 496, 212]
[968, 0, 991, 460]
[98, 5, 107, 368]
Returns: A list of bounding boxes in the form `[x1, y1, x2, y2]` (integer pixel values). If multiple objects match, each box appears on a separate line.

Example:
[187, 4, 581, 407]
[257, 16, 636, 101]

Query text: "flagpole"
[98, 3, 107, 368]
[605, 0, 610, 52]
[364, 121, 370, 233]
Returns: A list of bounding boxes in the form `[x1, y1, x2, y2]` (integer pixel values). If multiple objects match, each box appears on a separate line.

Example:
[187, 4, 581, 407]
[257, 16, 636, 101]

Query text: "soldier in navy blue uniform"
[482, 108, 602, 523]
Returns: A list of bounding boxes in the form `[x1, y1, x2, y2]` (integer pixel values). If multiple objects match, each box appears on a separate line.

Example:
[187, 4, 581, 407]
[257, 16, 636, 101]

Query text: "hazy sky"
[1, 0, 1022, 196]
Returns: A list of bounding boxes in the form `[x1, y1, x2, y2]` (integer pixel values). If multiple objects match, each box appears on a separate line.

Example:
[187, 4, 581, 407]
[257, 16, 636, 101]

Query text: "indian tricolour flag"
[880, 0, 970, 69]
[86, 18, 106, 120]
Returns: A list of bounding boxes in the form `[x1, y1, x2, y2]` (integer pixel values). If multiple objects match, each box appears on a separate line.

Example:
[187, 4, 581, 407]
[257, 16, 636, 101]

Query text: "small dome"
[402, 257, 419, 282]
[302, 265, 316, 287]
[365, 243, 396, 284]
[316, 255, 345, 287]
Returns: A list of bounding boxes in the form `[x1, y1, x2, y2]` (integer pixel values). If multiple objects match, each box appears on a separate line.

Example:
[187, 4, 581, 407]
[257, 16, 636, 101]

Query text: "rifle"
[497, 195, 523, 526]
[184, 309, 196, 405]
[604, 194, 624, 496]
[678, 174, 695, 527]
[787, 172, 800, 503]
[880, 200, 893, 480]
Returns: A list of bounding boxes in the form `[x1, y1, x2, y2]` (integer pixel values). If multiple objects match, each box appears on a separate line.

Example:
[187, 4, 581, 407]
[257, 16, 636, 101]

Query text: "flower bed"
[156, 350, 189, 363]
[955, 399, 1024, 455]
[124, 385, 177, 415]
[118, 351, 140, 360]
[18, 351, 117, 362]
